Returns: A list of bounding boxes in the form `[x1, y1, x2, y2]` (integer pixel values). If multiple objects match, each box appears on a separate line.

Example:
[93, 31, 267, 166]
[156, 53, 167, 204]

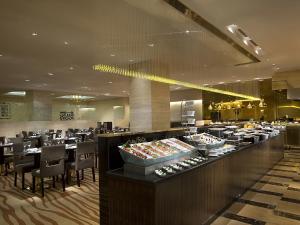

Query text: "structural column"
[129, 61, 170, 132]
[28, 91, 53, 121]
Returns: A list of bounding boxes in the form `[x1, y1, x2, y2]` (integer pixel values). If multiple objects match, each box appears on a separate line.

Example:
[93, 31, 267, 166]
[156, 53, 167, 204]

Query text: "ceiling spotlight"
[243, 37, 251, 46]
[272, 64, 276, 66]
[129, 59, 134, 62]
[276, 67, 280, 70]
[0, 54, 3, 57]
[218, 82, 225, 84]
[226, 24, 238, 33]
[25, 79, 30, 82]
[48, 72, 54, 76]
[69, 66, 74, 70]
[32, 32, 38, 36]
[110, 54, 115, 57]
[236, 80, 241, 82]
[108, 81, 113, 84]
[64, 41, 69, 45]
[254, 77, 261, 80]
[148, 43, 154, 47]
[122, 90, 126, 93]
[104, 93, 110, 96]
[185, 30, 190, 34]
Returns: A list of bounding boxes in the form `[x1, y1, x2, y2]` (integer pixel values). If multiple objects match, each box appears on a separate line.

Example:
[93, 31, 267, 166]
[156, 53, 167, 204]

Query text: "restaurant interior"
[1, 0, 300, 225]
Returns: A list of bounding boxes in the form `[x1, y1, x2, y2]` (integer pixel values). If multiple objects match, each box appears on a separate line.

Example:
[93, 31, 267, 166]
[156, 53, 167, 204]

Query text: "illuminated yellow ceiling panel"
[93, 64, 261, 101]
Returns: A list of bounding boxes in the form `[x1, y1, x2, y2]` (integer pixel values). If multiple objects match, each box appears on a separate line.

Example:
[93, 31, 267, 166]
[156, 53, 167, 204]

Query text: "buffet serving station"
[98, 126, 284, 225]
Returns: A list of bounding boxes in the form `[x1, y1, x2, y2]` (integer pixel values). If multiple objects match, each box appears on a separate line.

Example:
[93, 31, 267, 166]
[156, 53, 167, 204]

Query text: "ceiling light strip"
[278, 105, 300, 109]
[162, 0, 260, 64]
[93, 64, 260, 101]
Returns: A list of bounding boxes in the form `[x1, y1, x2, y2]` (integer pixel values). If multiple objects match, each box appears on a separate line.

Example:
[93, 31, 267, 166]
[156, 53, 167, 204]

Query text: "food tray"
[119, 138, 195, 167]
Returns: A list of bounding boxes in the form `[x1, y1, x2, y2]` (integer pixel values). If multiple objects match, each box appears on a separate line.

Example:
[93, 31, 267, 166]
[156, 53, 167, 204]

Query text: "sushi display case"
[118, 138, 196, 175]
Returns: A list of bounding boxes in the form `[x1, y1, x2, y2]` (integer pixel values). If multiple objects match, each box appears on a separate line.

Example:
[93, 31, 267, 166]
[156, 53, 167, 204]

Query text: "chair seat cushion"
[15, 162, 35, 172]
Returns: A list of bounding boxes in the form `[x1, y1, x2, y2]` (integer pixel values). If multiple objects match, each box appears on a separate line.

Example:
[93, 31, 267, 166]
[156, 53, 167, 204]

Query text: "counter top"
[107, 138, 270, 184]
[97, 128, 185, 138]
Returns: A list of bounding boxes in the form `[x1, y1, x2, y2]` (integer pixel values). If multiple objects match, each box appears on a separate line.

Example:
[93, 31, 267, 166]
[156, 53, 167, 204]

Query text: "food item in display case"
[160, 138, 194, 152]
[119, 138, 194, 165]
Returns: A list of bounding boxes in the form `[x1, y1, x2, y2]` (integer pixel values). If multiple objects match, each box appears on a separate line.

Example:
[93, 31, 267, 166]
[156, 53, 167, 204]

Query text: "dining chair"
[32, 145, 65, 197]
[67, 141, 96, 187]
[22, 131, 28, 139]
[13, 142, 35, 189]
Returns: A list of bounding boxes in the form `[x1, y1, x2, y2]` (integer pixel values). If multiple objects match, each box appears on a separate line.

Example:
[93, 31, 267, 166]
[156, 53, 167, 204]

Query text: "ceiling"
[0, 0, 299, 98]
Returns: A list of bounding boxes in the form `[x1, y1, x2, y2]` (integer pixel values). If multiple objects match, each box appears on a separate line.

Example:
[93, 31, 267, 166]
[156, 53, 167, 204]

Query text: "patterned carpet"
[211, 150, 300, 225]
[2, 151, 300, 225]
[0, 170, 99, 225]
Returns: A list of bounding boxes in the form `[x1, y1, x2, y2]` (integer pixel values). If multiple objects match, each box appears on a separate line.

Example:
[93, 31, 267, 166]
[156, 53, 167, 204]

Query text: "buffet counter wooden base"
[107, 134, 284, 225]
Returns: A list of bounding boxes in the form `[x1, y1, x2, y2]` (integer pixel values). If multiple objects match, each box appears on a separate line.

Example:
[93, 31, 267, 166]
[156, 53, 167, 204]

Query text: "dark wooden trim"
[107, 134, 284, 225]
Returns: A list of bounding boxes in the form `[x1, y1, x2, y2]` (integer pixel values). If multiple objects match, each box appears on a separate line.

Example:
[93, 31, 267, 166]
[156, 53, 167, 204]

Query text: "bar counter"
[106, 134, 284, 225]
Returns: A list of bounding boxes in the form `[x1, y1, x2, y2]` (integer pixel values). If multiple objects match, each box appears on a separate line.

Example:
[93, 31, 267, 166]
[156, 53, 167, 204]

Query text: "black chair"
[13, 142, 35, 189]
[67, 141, 96, 187]
[22, 131, 28, 139]
[32, 145, 65, 197]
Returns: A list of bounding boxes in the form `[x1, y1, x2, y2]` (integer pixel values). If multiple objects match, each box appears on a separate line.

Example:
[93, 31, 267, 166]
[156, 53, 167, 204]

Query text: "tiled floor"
[211, 150, 300, 225]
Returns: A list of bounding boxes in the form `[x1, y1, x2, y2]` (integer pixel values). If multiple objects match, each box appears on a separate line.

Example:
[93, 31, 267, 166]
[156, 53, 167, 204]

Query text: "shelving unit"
[181, 100, 197, 136]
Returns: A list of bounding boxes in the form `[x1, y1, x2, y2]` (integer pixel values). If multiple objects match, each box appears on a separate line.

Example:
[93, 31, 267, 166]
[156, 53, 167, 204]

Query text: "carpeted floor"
[0, 170, 99, 225]
[2, 151, 300, 225]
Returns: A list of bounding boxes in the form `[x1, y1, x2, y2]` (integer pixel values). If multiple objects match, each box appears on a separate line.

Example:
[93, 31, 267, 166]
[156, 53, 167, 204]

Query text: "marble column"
[129, 62, 170, 132]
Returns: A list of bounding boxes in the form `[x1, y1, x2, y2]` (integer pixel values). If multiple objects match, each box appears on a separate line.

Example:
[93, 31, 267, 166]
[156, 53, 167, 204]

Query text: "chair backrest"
[75, 141, 95, 170]
[12, 142, 34, 166]
[40, 145, 65, 177]
[0, 136, 5, 144]
[28, 131, 34, 137]
[10, 137, 23, 144]
[22, 131, 28, 138]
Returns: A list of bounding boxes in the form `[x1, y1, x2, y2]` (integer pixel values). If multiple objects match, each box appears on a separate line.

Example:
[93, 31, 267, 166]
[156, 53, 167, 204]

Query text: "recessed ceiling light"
[104, 93, 110, 96]
[226, 24, 238, 33]
[272, 64, 276, 66]
[110, 54, 115, 57]
[69, 66, 74, 70]
[276, 67, 280, 70]
[48, 72, 54, 76]
[129, 59, 134, 62]
[25, 79, 30, 82]
[122, 90, 126, 93]
[4, 91, 26, 96]
[43, 83, 48, 86]
[185, 30, 190, 34]
[108, 81, 113, 84]
[148, 43, 154, 47]
[236, 80, 241, 82]
[254, 77, 261, 80]
[218, 82, 225, 84]
[50, 93, 55, 96]
[64, 41, 69, 45]
[32, 32, 38, 36]
[0, 54, 3, 57]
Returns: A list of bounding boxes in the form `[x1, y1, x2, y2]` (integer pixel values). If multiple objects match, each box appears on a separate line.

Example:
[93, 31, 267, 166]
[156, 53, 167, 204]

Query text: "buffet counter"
[106, 134, 284, 225]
